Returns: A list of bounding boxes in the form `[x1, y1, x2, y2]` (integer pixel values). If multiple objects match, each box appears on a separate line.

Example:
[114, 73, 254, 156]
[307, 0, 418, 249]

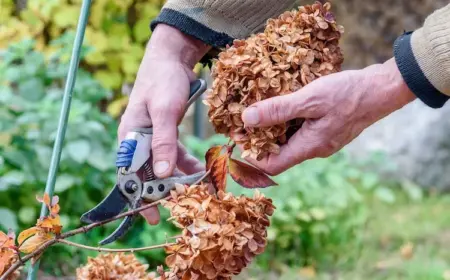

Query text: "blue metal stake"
[26, 0, 92, 278]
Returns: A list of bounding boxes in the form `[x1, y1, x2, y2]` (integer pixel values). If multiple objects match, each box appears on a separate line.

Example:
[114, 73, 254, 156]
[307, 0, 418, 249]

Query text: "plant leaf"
[18, 227, 40, 246]
[210, 154, 229, 192]
[55, 174, 76, 192]
[375, 187, 396, 204]
[36, 193, 51, 208]
[19, 233, 52, 254]
[66, 139, 91, 163]
[51, 195, 59, 207]
[205, 145, 224, 171]
[0, 231, 15, 248]
[51, 204, 60, 216]
[0, 208, 18, 232]
[37, 216, 62, 235]
[0, 249, 16, 276]
[228, 158, 277, 188]
[18, 207, 36, 224]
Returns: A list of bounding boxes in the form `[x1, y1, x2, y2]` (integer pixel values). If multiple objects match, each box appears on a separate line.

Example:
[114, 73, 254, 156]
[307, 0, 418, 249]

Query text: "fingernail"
[243, 107, 259, 125]
[154, 161, 169, 175]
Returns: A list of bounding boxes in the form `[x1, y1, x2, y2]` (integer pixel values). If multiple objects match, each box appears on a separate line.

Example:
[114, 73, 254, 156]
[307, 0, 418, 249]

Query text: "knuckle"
[152, 136, 176, 157]
[310, 142, 333, 159]
[264, 168, 281, 177]
[267, 100, 286, 123]
[151, 99, 184, 119]
[327, 139, 341, 152]
[265, 159, 286, 176]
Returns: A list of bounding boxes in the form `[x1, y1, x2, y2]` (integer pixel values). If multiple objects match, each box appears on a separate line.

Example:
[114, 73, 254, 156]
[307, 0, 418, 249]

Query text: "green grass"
[238, 190, 450, 280]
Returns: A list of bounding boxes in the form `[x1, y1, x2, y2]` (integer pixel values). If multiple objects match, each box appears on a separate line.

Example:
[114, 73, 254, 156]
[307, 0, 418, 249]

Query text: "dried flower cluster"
[204, 1, 344, 160]
[156, 183, 275, 279]
[0, 234, 19, 280]
[0, 231, 20, 280]
[76, 252, 154, 280]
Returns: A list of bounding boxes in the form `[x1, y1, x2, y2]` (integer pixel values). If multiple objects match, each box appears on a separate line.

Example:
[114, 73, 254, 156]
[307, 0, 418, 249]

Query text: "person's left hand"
[239, 58, 416, 175]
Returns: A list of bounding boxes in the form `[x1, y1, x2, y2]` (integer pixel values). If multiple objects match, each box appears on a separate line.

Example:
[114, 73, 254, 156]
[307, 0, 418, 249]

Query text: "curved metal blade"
[98, 200, 141, 245]
[99, 214, 137, 245]
[80, 184, 128, 224]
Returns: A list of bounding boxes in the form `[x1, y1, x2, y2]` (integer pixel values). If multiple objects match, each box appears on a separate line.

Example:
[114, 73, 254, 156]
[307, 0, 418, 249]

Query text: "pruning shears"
[80, 79, 208, 245]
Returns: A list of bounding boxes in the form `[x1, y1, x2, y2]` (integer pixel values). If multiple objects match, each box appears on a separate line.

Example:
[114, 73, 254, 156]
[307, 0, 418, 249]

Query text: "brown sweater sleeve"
[394, 4, 450, 108]
[150, 0, 299, 48]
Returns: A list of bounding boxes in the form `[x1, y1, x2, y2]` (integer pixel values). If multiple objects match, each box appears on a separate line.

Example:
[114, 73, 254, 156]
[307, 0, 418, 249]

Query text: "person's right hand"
[239, 58, 416, 176]
[118, 24, 210, 224]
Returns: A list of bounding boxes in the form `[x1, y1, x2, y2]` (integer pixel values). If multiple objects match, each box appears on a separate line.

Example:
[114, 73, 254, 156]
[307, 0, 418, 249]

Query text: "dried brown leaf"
[210, 154, 229, 192]
[17, 227, 40, 246]
[228, 158, 277, 188]
[19, 232, 52, 254]
[205, 145, 224, 171]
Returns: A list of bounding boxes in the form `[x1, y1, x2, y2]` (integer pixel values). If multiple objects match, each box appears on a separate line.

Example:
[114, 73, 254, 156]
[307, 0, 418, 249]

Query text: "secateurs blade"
[80, 79, 207, 245]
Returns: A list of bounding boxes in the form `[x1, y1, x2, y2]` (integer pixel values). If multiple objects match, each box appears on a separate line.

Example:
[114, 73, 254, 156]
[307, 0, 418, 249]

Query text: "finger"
[149, 101, 183, 178]
[176, 142, 205, 175]
[242, 85, 325, 128]
[172, 168, 186, 177]
[243, 121, 324, 175]
[118, 97, 152, 143]
[140, 205, 160, 225]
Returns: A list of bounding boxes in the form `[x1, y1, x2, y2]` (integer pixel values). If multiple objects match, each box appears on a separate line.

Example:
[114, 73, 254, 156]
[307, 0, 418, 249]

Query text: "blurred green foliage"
[0, 0, 163, 89]
[0, 0, 166, 119]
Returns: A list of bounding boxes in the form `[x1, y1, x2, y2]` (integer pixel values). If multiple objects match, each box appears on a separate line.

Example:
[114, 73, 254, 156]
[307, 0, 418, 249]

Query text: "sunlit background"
[1, 0, 450, 279]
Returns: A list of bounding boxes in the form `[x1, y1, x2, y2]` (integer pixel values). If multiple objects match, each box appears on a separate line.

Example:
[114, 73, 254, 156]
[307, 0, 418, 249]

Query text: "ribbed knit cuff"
[393, 31, 449, 108]
[150, 8, 234, 66]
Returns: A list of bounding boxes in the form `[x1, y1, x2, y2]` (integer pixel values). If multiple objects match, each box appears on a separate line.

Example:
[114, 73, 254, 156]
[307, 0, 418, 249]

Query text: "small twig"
[58, 239, 175, 253]
[227, 143, 236, 155]
[168, 235, 182, 240]
[192, 170, 211, 186]
[60, 200, 162, 239]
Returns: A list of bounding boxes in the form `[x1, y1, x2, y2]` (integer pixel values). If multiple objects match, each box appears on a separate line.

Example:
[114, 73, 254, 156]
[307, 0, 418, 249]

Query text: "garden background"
[1, 0, 450, 279]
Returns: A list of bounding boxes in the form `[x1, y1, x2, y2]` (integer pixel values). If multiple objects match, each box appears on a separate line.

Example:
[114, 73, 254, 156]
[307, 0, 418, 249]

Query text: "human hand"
[239, 58, 416, 175]
[118, 24, 210, 224]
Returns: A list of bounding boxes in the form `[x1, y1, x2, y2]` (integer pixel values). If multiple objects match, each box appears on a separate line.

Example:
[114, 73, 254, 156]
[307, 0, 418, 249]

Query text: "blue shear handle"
[116, 139, 137, 168]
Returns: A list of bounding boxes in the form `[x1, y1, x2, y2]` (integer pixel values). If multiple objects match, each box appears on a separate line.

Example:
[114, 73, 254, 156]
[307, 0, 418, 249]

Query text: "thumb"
[242, 89, 322, 127]
[149, 103, 182, 178]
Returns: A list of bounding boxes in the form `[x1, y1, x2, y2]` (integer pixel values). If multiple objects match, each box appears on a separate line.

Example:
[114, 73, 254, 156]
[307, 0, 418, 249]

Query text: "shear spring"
[143, 161, 156, 181]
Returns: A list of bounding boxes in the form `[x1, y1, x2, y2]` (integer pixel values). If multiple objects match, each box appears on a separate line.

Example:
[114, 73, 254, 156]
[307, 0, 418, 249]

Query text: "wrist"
[363, 58, 416, 115]
[147, 24, 211, 68]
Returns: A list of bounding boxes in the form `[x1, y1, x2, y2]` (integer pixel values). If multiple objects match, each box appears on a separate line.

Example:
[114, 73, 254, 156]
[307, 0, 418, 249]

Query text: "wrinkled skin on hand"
[118, 24, 210, 224]
[240, 58, 416, 175]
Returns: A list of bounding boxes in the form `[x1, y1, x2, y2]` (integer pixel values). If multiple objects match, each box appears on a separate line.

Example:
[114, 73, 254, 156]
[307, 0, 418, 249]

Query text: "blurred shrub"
[0, 38, 176, 275]
[1, 0, 164, 117]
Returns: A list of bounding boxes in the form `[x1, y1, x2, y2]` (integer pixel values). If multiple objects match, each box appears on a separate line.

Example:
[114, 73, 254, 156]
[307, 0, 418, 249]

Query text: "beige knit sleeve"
[151, 0, 299, 48]
[394, 4, 450, 108]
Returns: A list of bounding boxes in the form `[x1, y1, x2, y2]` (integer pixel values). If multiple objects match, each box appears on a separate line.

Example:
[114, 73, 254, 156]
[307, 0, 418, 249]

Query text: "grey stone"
[345, 100, 450, 191]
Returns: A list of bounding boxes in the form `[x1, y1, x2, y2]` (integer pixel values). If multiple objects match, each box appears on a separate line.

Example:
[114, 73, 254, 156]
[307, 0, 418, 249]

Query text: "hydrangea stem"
[58, 240, 175, 253]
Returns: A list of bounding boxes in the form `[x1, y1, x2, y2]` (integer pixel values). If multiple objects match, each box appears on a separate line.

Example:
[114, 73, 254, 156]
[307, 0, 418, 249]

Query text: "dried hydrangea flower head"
[159, 183, 275, 280]
[205, 1, 344, 160]
[0, 253, 20, 280]
[76, 252, 154, 280]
